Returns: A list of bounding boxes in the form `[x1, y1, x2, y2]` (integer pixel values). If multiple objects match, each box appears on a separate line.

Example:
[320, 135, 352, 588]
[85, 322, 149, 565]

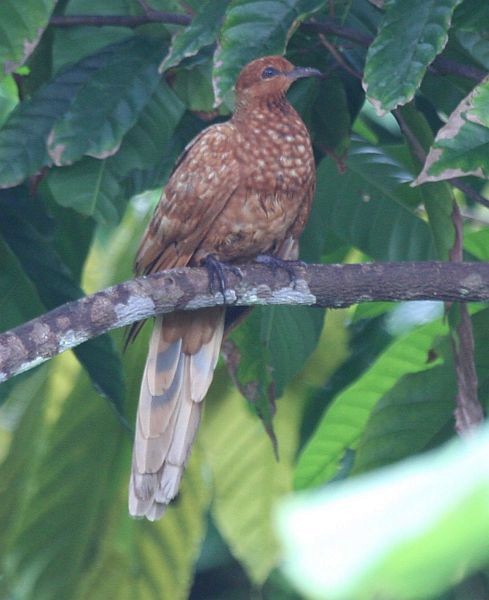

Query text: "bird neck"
[233, 92, 293, 123]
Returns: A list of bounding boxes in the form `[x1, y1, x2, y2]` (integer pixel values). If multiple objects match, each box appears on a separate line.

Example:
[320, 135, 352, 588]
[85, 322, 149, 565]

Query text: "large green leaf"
[279, 423, 489, 599]
[0, 37, 137, 188]
[0, 0, 57, 79]
[294, 318, 448, 490]
[213, 0, 325, 103]
[0, 188, 124, 411]
[352, 364, 455, 474]
[74, 449, 210, 600]
[363, 0, 463, 113]
[313, 139, 434, 261]
[202, 370, 302, 583]
[2, 369, 124, 600]
[48, 37, 165, 165]
[227, 305, 325, 443]
[46, 80, 186, 224]
[161, 0, 228, 71]
[416, 77, 489, 183]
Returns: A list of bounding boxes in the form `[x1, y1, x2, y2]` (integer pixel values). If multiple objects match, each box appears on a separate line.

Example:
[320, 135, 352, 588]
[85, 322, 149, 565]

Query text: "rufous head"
[235, 55, 321, 107]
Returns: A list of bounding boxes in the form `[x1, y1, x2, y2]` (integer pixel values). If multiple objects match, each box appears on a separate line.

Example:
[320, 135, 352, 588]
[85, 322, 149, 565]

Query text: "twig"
[318, 34, 363, 80]
[2, 261, 489, 383]
[49, 12, 191, 28]
[449, 204, 484, 431]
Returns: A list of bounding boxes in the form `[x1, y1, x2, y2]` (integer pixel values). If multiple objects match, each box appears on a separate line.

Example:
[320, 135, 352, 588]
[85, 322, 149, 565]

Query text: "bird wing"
[135, 121, 242, 275]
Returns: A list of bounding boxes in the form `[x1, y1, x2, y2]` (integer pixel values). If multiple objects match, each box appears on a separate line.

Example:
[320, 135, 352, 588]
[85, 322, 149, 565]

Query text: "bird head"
[234, 55, 322, 108]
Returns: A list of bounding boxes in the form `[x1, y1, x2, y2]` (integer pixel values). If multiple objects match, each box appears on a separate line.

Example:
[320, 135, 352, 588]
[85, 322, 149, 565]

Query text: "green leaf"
[0, 75, 18, 128]
[75, 450, 210, 600]
[47, 37, 165, 165]
[202, 371, 302, 583]
[213, 0, 325, 104]
[364, 0, 463, 113]
[0, 188, 124, 411]
[2, 369, 124, 600]
[415, 77, 489, 183]
[46, 80, 186, 224]
[294, 318, 448, 490]
[396, 103, 455, 260]
[0, 37, 136, 189]
[313, 139, 434, 261]
[278, 423, 489, 600]
[226, 306, 325, 443]
[0, 0, 57, 79]
[352, 364, 455, 474]
[0, 367, 50, 541]
[311, 74, 351, 159]
[454, 0, 489, 70]
[160, 0, 228, 71]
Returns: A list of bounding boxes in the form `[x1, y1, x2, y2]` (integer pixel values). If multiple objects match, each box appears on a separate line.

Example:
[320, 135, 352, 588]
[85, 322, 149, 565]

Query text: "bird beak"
[286, 66, 323, 80]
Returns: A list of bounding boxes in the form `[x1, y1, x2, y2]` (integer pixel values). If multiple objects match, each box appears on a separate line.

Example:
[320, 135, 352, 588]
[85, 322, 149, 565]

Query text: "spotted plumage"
[129, 55, 320, 520]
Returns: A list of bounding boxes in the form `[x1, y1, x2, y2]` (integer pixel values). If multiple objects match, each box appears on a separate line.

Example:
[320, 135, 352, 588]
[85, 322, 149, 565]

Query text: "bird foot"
[255, 254, 305, 288]
[203, 255, 242, 303]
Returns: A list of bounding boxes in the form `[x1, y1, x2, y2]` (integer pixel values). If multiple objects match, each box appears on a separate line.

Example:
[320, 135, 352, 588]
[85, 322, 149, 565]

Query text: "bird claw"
[255, 254, 304, 288]
[203, 255, 242, 303]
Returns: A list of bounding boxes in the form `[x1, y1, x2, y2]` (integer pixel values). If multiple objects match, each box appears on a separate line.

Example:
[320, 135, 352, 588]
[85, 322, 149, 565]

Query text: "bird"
[128, 55, 320, 520]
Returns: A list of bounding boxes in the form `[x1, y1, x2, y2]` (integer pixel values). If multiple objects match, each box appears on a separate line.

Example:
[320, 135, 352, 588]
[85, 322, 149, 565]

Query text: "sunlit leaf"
[279, 423, 489, 599]
[294, 318, 448, 490]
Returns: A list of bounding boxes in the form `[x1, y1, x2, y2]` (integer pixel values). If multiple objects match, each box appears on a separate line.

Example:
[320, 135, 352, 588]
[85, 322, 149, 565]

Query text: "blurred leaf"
[453, 0, 489, 70]
[202, 371, 302, 583]
[294, 318, 448, 490]
[48, 37, 165, 165]
[0, 37, 137, 188]
[352, 364, 455, 474]
[2, 369, 124, 600]
[46, 80, 186, 224]
[313, 139, 434, 261]
[279, 423, 489, 600]
[161, 0, 228, 71]
[464, 228, 489, 261]
[363, 0, 463, 113]
[75, 450, 210, 600]
[213, 0, 325, 104]
[0, 188, 124, 411]
[0, 0, 57, 79]
[416, 77, 489, 183]
[0, 367, 50, 540]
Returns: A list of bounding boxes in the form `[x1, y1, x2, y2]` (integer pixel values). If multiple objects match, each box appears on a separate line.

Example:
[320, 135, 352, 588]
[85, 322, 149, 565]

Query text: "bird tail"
[129, 307, 225, 520]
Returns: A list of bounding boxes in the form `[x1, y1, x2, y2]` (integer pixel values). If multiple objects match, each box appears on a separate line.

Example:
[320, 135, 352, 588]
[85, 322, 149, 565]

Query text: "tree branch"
[1, 261, 489, 383]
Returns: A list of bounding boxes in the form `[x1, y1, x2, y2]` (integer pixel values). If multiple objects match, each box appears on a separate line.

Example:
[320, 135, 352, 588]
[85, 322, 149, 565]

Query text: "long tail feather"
[129, 308, 224, 520]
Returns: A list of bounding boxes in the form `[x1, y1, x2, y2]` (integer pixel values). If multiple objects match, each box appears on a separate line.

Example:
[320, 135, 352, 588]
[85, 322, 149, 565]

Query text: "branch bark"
[1, 261, 489, 383]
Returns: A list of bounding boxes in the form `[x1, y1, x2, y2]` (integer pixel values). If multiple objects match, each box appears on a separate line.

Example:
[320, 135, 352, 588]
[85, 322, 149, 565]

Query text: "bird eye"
[261, 66, 280, 79]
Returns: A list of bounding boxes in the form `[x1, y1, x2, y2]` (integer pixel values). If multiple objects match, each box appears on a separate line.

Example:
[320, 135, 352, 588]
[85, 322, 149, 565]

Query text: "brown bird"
[129, 55, 320, 520]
